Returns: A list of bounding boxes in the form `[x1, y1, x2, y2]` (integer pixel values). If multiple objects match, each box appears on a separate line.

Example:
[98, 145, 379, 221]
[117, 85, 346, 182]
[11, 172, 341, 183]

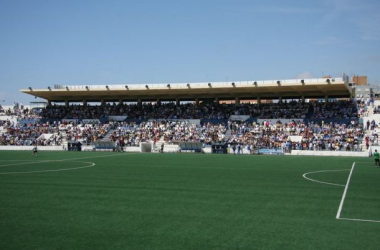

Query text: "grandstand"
[21, 75, 352, 105]
[0, 73, 376, 156]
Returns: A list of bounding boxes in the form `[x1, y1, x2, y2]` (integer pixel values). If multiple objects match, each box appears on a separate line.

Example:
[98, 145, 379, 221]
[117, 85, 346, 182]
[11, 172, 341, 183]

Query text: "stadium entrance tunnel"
[211, 143, 228, 154]
[67, 141, 82, 151]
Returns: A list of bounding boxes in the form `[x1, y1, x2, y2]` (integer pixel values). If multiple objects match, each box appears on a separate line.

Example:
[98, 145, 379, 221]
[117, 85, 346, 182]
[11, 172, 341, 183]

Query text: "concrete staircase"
[100, 128, 117, 141]
[224, 128, 232, 138]
[360, 102, 380, 150]
[152, 136, 166, 153]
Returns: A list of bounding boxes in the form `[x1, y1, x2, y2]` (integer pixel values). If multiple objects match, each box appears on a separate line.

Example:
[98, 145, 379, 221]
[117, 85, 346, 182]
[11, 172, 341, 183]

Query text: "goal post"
[140, 142, 153, 153]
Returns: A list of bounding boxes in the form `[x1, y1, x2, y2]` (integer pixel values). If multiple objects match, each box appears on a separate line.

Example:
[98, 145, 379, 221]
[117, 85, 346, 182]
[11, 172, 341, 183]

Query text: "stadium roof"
[21, 75, 353, 103]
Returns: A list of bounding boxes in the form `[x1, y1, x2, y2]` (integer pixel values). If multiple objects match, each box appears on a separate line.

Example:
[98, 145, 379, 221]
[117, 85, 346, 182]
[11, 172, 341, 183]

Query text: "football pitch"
[0, 151, 379, 250]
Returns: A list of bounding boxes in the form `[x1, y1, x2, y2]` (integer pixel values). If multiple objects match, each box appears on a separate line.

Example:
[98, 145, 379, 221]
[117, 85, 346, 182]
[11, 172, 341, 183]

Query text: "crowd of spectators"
[0, 120, 111, 146]
[168, 101, 311, 119]
[105, 118, 365, 153]
[42, 103, 175, 120]
[0, 99, 370, 152]
[41, 100, 357, 120]
[225, 119, 364, 152]
[108, 120, 227, 147]
[311, 100, 358, 119]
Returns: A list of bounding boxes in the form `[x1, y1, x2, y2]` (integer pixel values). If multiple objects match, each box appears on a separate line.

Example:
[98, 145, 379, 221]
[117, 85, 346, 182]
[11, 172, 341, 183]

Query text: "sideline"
[336, 162, 380, 223]
[336, 162, 355, 219]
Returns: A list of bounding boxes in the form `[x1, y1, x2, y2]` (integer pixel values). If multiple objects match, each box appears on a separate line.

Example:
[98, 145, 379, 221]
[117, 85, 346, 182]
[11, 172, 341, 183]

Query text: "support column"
[195, 98, 199, 105]
[215, 97, 219, 105]
[325, 95, 328, 103]
[83, 100, 87, 106]
[279, 97, 283, 104]
[47, 100, 52, 106]
[176, 98, 180, 106]
[119, 99, 123, 106]
[137, 99, 142, 106]
[101, 99, 105, 106]
[65, 100, 69, 108]
[235, 97, 240, 105]
[301, 96, 305, 103]
[257, 97, 261, 105]
[156, 99, 161, 106]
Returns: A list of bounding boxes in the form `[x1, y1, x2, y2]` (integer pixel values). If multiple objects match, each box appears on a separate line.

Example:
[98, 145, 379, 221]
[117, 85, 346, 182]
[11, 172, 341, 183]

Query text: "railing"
[55, 77, 345, 90]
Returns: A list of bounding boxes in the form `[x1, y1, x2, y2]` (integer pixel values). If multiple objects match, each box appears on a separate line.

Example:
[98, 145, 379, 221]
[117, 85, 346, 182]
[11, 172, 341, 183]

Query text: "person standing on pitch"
[374, 150, 380, 167]
[32, 144, 38, 157]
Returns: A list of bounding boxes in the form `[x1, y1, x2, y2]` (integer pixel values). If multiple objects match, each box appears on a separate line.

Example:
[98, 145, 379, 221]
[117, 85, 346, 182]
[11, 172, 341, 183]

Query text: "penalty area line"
[336, 162, 355, 219]
[302, 169, 348, 187]
[338, 217, 380, 223]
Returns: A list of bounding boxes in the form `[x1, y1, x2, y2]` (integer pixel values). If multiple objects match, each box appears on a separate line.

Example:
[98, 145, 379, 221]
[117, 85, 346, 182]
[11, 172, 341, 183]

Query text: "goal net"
[140, 142, 152, 153]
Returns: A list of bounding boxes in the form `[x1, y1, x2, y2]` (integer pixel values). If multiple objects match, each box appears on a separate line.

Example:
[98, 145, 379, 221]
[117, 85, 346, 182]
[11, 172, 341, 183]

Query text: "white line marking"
[338, 217, 380, 223]
[0, 160, 56, 168]
[0, 160, 43, 161]
[336, 162, 356, 219]
[302, 169, 349, 187]
[0, 153, 137, 174]
[55, 153, 135, 162]
[0, 153, 133, 168]
[0, 161, 95, 175]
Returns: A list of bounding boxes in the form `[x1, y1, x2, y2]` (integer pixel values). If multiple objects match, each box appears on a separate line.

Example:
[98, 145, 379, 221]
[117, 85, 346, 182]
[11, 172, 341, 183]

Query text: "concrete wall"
[369, 146, 380, 156]
[0, 145, 371, 157]
[291, 150, 369, 157]
[0, 146, 62, 151]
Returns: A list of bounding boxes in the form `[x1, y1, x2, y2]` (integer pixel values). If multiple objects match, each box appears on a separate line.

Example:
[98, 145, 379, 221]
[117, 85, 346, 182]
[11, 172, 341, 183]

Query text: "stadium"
[1, 73, 380, 250]
[9, 73, 368, 156]
[2, 1, 380, 249]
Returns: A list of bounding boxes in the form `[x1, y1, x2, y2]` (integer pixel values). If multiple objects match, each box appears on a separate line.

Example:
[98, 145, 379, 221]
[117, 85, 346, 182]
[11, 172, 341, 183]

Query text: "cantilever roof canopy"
[21, 76, 353, 103]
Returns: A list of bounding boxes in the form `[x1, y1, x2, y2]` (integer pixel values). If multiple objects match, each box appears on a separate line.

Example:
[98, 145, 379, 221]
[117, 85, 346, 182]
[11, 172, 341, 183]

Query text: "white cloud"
[296, 72, 314, 79]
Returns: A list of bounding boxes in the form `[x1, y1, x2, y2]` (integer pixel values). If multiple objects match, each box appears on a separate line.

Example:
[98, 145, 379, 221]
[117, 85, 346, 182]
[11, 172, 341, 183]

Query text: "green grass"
[0, 151, 379, 250]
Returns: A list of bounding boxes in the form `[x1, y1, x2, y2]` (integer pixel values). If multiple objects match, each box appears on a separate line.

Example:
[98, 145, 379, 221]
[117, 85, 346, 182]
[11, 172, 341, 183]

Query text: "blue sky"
[1, 0, 380, 105]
